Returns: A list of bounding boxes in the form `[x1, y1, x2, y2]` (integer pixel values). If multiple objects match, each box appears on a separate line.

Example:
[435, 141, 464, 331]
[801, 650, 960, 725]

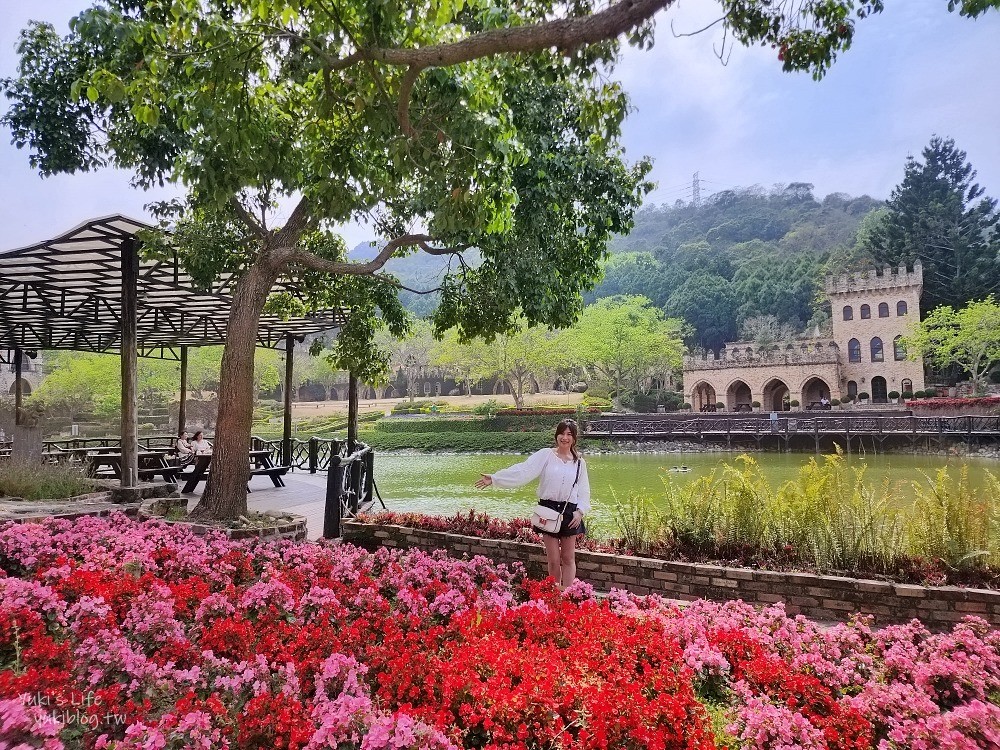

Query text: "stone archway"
[383, 386, 396, 399]
[691, 381, 717, 412]
[328, 387, 339, 401]
[726, 379, 752, 412]
[762, 378, 790, 411]
[8, 379, 31, 396]
[800, 376, 831, 408]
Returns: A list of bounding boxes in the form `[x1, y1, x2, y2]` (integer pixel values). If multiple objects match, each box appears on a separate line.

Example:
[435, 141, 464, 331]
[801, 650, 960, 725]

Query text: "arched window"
[860, 304, 871, 319]
[893, 335, 906, 361]
[896, 300, 908, 316]
[848, 338, 861, 362]
[843, 305, 854, 321]
[878, 302, 889, 318]
[871, 337, 884, 362]
[901, 378, 913, 395]
[848, 380, 858, 398]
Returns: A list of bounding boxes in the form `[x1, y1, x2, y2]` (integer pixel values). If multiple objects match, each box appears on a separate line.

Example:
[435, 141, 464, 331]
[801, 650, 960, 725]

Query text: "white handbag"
[530, 503, 566, 534]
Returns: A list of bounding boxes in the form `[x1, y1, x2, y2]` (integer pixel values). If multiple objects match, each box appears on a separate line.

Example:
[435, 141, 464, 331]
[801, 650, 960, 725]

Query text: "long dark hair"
[554, 418, 579, 461]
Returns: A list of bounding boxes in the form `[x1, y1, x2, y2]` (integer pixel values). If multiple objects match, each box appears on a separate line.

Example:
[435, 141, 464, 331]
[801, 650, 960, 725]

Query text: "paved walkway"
[183, 471, 338, 540]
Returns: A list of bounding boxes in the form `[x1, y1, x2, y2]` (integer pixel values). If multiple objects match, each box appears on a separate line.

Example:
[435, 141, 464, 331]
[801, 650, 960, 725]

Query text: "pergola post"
[120, 238, 139, 488]
[13, 348, 23, 426]
[178, 345, 188, 432]
[282, 333, 295, 467]
[348, 372, 359, 453]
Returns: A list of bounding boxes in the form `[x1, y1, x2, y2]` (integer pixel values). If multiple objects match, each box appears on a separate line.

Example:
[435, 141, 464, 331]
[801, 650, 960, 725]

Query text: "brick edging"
[341, 521, 1000, 628]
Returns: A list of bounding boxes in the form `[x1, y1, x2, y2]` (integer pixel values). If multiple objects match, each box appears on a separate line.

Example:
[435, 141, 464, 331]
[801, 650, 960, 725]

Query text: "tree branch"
[326, 0, 676, 134]
[230, 199, 267, 239]
[275, 233, 435, 275]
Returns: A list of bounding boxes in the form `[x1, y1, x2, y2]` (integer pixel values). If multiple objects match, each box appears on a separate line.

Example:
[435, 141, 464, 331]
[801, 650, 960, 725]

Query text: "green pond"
[376, 451, 1000, 534]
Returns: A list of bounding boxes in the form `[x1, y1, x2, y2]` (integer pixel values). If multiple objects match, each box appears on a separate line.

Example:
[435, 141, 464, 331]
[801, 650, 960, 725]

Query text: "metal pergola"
[0, 214, 349, 486]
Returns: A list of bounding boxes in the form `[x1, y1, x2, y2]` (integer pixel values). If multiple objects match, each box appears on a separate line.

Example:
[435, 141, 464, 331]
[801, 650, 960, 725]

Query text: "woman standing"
[475, 418, 591, 588]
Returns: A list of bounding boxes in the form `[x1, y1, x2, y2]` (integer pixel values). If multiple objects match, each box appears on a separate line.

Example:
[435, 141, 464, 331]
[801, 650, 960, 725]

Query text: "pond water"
[376, 451, 1000, 534]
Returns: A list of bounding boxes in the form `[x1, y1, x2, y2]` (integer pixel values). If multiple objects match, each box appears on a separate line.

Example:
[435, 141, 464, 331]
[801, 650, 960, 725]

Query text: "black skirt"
[536, 499, 585, 538]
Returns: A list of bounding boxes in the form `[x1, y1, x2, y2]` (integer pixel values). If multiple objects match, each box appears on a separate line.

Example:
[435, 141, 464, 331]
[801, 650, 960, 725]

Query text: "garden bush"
[3, 515, 997, 749]
[0, 461, 92, 500]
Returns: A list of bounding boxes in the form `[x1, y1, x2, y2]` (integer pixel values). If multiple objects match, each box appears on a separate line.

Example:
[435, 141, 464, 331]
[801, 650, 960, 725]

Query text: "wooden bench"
[250, 464, 290, 487]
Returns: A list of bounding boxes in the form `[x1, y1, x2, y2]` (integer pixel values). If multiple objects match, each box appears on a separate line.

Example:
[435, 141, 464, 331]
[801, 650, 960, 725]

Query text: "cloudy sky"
[1, 1, 997, 251]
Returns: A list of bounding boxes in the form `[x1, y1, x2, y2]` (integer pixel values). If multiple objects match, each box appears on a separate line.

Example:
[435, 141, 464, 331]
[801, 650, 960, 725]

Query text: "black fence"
[587, 414, 1000, 451]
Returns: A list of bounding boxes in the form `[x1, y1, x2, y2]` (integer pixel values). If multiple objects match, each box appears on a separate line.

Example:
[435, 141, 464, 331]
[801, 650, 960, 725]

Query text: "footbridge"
[585, 414, 1000, 453]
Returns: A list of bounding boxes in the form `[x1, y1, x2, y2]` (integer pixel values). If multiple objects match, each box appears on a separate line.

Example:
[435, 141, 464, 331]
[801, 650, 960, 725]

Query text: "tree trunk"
[192, 262, 279, 520]
[510, 378, 524, 409]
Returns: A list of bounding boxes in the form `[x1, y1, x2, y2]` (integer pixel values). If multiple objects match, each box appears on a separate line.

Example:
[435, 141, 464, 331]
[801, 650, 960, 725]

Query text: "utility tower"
[691, 172, 701, 207]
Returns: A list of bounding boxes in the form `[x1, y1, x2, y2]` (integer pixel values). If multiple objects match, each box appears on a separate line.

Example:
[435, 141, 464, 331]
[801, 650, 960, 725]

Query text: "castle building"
[683, 263, 926, 411]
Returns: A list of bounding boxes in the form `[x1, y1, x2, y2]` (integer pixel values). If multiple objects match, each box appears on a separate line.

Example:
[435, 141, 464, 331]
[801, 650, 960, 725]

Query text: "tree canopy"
[904, 296, 1000, 395]
[5, 0, 996, 518]
[861, 136, 1000, 313]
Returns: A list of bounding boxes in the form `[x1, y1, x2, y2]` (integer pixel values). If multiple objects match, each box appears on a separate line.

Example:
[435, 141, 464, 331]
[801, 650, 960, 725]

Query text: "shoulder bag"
[530, 459, 581, 534]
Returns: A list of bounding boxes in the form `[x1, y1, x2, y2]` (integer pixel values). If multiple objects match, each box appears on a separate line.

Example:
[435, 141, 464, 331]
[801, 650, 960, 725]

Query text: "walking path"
[183, 471, 334, 539]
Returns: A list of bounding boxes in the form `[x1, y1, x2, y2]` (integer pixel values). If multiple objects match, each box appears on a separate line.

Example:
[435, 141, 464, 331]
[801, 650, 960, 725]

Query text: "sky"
[1, 1, 998, 251]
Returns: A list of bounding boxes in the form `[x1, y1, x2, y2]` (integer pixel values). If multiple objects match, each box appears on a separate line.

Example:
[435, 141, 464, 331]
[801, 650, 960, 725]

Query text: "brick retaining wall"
[342, 521, 1000, 628]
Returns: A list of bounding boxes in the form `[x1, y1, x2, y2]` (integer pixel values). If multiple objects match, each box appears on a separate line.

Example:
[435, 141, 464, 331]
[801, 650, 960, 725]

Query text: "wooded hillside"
[590, 184, 883, 351]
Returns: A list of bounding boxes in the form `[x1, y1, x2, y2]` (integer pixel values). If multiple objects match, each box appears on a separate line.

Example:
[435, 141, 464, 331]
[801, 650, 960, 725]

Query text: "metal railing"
[323, 443, 381, 538]
[586, 415, 1000, 439]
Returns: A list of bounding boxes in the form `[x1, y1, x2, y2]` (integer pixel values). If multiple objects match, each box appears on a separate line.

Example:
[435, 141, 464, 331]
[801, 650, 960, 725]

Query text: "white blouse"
[490, 448, 591, 514]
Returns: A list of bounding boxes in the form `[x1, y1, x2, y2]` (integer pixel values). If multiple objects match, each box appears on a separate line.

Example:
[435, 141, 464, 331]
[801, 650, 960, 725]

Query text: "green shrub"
[858, 392, 870, 401]
[751, 401, 761, 408]
[888, 391, 900, 400]
[901, 390, 914, 399]
[909, 465, 996, 570]
[582, 395, 612, 409]
[611, 492, 660, 555]
[0, 461, 93, 501]
[715, 402, 725, 410]
[924, 387, 939, 397]
[913, 390, 926, 399]
[830, 398, 840, 406]
[789, 399, 799, 408]
[472, 399, 501, 417]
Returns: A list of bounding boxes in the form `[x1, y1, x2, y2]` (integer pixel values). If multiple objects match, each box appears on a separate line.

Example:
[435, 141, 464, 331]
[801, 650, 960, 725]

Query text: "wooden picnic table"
[85, 450, 177, 482]
[179, 449, 289, 494]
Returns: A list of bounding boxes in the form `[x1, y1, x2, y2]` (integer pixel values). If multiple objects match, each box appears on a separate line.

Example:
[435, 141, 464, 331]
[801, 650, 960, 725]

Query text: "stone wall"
[342, 521, 1000, 629]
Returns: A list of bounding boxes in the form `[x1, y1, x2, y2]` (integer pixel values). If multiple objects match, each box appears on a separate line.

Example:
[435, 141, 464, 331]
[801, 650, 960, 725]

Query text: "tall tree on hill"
[862, 137, 1000, 313]
[5, 1, 996, 520]
[666, 273, 738, 353]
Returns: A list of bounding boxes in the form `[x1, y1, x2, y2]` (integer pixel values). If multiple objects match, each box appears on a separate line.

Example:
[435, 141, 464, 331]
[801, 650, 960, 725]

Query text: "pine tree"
[865, 136, 1000, 314]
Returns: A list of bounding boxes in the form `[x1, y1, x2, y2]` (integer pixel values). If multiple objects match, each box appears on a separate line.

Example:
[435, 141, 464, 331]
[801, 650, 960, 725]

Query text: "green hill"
[591, 184, 883, 350]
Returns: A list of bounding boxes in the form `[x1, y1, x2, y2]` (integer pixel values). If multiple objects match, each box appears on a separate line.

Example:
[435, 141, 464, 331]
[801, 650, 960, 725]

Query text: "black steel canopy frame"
[0, 215, 348, 487]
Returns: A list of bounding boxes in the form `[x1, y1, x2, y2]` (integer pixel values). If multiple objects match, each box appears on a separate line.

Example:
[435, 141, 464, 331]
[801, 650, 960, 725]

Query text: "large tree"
[5, 1, 994, 519]
[862, 136, 1000, 312]
[573, 295, 686, 408]
[904, 296, 1000, 395]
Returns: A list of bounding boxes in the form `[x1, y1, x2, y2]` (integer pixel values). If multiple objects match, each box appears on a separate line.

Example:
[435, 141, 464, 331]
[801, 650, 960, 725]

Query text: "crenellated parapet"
[824, 262, 922, 295]
[684, 340, 840, 370]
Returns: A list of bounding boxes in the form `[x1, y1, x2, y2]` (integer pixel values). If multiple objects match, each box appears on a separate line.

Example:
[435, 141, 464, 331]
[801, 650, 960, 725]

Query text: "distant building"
[683, 264, 925, 410]
[0, 350, 44, 400]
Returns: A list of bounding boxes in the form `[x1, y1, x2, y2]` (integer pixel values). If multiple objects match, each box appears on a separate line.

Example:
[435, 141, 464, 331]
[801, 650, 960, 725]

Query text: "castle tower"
[824, 263, 925, 401]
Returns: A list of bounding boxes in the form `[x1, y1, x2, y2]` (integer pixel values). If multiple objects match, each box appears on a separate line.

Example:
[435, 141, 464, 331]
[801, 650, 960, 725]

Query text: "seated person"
[176, 430, 194, 456]
[190, 430, 212, 455]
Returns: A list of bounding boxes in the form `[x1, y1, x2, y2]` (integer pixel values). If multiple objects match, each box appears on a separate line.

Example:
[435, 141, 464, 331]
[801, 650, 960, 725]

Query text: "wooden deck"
[183, 472, 332, 540]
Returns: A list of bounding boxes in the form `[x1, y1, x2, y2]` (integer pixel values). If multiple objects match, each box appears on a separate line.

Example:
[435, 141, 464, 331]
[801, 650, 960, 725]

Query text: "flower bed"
[907, 396, 1000, 414]
[2, 515, 999, 749]
[345, 517, 1000, 628]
